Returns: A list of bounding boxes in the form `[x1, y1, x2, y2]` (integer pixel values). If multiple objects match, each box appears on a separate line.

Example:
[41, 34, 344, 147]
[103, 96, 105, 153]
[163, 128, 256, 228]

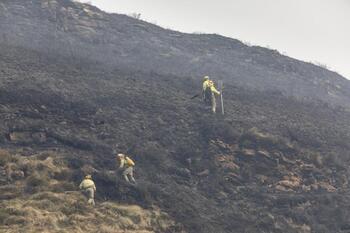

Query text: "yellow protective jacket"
[203, 80, 220, 95]
[202, 80, 210, 91]
[79, 179, 96, 191]
[119, 156, 135, 168]
[210, 84, 220, 95]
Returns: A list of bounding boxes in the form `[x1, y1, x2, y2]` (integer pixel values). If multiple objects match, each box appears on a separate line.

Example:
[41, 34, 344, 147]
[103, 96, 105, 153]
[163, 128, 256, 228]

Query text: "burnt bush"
[53, 169, 72, 181]
[239, 127, 278, 149]
[323, 152, 346, 170]
[198, 116, 239, 143]
[61, 200, 89, 216]
[174, 143, 201, 166]
[36, 152, 52, 161]
[0, 150, 13, 166]
[66, 157, 84, 169]
[0, 209, 10, 225]
[238, 127, 294, 153]
[50, 181, 76, 192]
[71, 169, 85, 183]
[26, 172, 50, 188]
[134, 142, 168, 168]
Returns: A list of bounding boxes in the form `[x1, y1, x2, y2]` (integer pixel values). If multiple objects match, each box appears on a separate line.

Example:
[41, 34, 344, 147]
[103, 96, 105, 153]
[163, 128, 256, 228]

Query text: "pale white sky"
[86, 0, 350, 79]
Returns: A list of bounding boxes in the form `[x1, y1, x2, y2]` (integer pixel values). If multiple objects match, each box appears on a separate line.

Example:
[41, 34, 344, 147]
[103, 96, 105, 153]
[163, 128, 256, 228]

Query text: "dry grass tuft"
[0, 149, 180, 233]
[0, 149, 16, 166]
[0, 192, 178, 233]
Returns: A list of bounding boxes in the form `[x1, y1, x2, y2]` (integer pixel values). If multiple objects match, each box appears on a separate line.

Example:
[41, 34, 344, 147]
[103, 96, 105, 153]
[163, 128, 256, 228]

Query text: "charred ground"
[1, 0, 350, 232]
[1, 0, 350, 108]
[0, 42, 350, 233]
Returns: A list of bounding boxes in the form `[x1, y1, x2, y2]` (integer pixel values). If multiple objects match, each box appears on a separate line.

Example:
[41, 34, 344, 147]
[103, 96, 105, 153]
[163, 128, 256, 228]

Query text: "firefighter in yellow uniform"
[79, 175, 96, 206]
[117, 153, 136, 184]
[202, 76, 221, 113]
[202, 76, 211, 97]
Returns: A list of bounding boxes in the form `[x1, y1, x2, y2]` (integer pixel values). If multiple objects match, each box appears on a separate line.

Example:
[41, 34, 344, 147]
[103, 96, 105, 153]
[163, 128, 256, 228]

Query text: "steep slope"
[1, 42, 350, 233]
[1, 0, 350, 108]
[1, 1, 350, 233]
[0, 151, 180, 233]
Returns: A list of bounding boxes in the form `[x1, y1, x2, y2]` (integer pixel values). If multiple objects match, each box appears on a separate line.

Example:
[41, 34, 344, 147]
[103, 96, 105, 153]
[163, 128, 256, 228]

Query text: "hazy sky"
[87, 0, 350, 79]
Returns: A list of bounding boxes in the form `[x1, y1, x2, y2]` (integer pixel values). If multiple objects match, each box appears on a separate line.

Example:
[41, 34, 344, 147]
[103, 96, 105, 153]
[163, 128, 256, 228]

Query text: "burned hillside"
[0, 41, 350, 232]
[0, 1, 350, 233]
[1, 0, 350, 108]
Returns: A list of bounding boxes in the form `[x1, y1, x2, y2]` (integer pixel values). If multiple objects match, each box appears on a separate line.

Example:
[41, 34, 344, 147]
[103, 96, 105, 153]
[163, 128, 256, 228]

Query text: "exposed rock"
[197, 169, 210, 177]
[241, 149, 255, 156]
[317, 181, 337, 192]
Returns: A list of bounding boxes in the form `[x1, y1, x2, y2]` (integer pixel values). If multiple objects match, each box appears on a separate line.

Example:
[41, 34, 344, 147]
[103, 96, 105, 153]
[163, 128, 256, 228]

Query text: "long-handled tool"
[190, 93, 200, 99]
[218, 80, 224, 115]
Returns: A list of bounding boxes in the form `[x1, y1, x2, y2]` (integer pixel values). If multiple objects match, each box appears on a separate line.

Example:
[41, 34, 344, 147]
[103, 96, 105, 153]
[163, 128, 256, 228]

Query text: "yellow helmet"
[85, 175, 92, 179]
[203, 76, 209, 81]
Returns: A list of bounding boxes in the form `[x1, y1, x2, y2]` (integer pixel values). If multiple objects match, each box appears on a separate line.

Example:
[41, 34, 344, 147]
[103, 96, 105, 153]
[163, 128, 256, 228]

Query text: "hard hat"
[117, 153, 125, 158]
[85, 175, 92, 179]
[203, 76, 209, 81]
